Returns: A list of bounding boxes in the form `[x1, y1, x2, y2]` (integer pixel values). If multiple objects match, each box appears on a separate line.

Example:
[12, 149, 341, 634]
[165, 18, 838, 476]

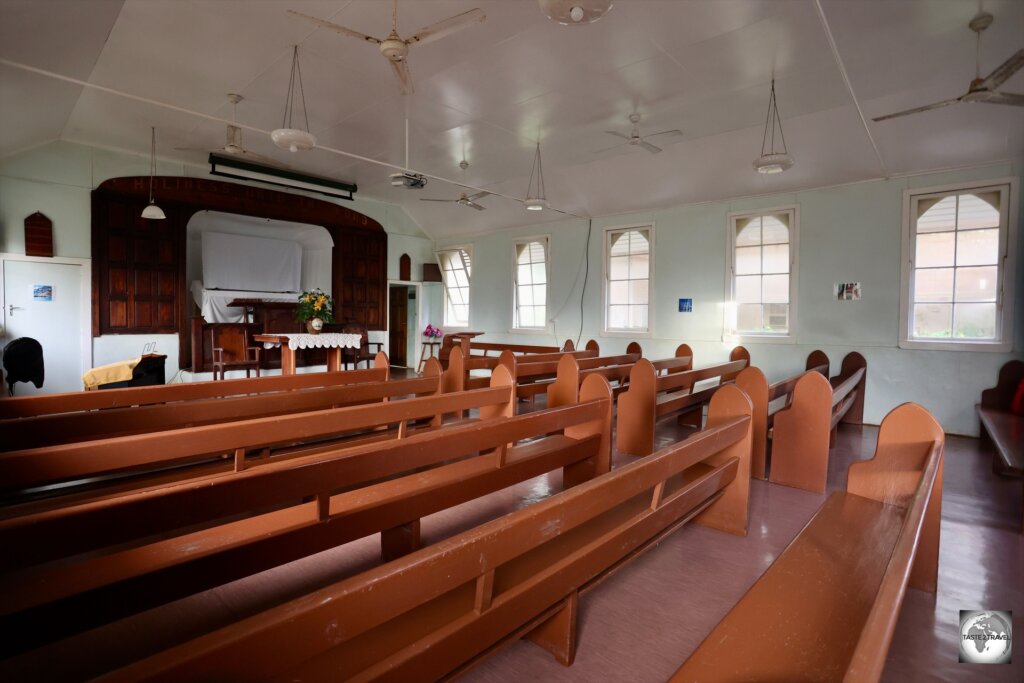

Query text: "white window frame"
[602, 223, 654, 337]
[511, 235, 552, 332]
[437, 245, 473, 330]
[899, 177, 1018, 352]
[725, 205, 799, 344]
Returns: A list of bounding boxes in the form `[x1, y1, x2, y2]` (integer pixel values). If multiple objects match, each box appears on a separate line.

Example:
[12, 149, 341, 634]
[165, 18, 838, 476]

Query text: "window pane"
[519, 307, 536, 328]
[954, 266, 997, 302]
[609, 280, 628, 306]
[958, 193, 999, 230]
[609, 256, 629, 280]
[913, 303, 952, 338]
[629, 253, 650, 279]
[454, 271, 468, 287]
[762, 244, 788, 274]
[915, 232, 954, 268]
[517, 264, 532, 285]
[628, 305, 648, 329]
[761, 215, 789, 244]
[518, 285, 533, 306]
[608, 305, 628, 329]
[762, 274, 789, 303]
[532, 263, 546, 284]
[533, 285, 546, 310]
[913, 268, 953, 302]
[735, 246, 761, 275]
[764, 303, 789, 332]
[735, 218, 761, 247]
[629, 280, 648, 305]
[736, 304, 762, 331]
[953, 303, 996, 339]
[735, 275, 760, 304]
[916, 195, 956, 233]
[956, 228, 998, 266]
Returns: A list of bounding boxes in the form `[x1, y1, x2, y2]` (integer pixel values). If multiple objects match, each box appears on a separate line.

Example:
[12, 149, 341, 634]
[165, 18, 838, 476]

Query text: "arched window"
[728, 209, 796, 337]
[438, 247, 472, 327]
[513, 238, 549, 329]
[605, 226, 652, 332]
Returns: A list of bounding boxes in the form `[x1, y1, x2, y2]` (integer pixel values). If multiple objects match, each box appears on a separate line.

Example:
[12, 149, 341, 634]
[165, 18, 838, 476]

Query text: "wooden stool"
[417, 341, 440, 373]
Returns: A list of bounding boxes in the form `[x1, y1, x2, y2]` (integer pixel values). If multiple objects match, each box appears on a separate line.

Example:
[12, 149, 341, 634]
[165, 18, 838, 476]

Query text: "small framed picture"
[32, 284, 53, 302]
[834, 282, 861, 301]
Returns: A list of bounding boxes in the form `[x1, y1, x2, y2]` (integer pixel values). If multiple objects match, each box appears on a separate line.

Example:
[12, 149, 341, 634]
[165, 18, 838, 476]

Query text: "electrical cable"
[576, 219, 593, 349]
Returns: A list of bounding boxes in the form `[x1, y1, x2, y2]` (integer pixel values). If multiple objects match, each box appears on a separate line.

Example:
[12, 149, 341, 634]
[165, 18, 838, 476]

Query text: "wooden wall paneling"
[24, 212, 53, 257]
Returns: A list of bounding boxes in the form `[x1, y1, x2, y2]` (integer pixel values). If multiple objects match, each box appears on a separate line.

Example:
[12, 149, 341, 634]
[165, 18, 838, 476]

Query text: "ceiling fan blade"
[466, 191, 491, 201]
[638, 141, 663, 154]
[980, 49, 1024, 91]
[463, 201, 486, 211]
[287, 10, 383, 45]
[981, 91, 1024, 106]
[389, 58, 414, 95]
[592, 141, 629, 154]
[871, 97, 962, 122]
[407, 8, 485, 46]
[644, 129, 683, 139]
[604, 130, 630, 140]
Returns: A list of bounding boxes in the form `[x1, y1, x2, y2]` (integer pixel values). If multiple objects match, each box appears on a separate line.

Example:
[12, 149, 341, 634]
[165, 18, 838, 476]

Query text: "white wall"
[436, 161, 1024, 436]
[0, 140, 431, 379]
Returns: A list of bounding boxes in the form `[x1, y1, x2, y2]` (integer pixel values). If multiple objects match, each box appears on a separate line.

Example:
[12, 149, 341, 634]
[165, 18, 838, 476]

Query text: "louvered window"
[438, 247, 471, 327]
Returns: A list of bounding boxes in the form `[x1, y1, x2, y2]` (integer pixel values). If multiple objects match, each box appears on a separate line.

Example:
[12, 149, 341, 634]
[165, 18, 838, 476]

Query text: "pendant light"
[141, 127, 166, 220]
[524, 142, 548, 211]
[753, 78, 794, 174]
[271, 46, 317, 153]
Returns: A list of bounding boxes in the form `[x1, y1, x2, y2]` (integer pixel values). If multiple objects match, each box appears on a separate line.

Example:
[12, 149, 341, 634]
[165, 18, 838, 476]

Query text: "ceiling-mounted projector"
[390, 172, 428, 189]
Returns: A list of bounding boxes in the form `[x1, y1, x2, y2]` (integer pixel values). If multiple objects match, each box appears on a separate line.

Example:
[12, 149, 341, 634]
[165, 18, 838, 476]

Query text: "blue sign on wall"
[678, 298, 692, 313]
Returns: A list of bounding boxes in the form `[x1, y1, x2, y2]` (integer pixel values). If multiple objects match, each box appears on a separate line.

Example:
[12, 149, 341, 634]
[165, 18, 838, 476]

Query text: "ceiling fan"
[175, 94, 284, 165]
[420, 191, 491, 211]
[594, 113, 683, 154]
[288, 0, 486, 95]
[873, 11, 1024, 122]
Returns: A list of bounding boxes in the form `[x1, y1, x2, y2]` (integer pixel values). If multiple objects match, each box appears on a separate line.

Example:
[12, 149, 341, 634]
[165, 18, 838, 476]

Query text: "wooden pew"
[544, 344, 694, 407]
[0, 367, 615, 655]
[670, 402, 943, 683]
[100, 384, 752, 682]
[977, 360, 1024, 531]
[735, 349, 829, 480]
[493, 344, 649, 399]
[0, 352, 391, 421]
[461, 343, 603, 392]
[439, 333, 589, 368]
[768, 351, 867, 493]
[616, 347, 750, 456]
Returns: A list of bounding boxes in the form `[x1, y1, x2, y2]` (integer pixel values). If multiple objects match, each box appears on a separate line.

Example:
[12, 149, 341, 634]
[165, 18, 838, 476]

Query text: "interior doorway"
[387, 283, 418, 368]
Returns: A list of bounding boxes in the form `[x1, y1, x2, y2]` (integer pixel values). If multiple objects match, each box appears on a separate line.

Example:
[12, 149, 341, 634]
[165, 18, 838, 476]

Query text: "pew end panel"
[668, 344, 693, 374]
[547, 355, 581, 409]
[769, 370, 833, 493]
[373, 351, 389, 374]
[806, 349, 830, 374]
[693, 385, 752, 536]
[562, 374, 613, 486]
[585, 339, 599, 353]
[835, 351, 867, 425]
[615, 359, 658, 456]
[480, 365, 516, 421]
[736, 366, 769, 480]
[625, 341, 643, 357]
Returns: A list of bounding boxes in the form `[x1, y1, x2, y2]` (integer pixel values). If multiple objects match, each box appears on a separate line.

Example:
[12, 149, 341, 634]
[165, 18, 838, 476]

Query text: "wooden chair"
[210, 326, 261, 381]
[340, 320, 384, 370]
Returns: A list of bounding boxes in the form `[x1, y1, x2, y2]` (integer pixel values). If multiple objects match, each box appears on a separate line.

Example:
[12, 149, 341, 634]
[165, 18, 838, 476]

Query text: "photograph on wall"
[31, 284, 53, 302]
[834, 282, 861, 301]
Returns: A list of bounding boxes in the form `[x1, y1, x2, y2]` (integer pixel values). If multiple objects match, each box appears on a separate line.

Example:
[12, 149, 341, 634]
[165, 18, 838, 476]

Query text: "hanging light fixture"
[271, 46, 317, 153]
[524, 142, 548, 211]
[141, 126, 166, 220]
[753, 78, 794, 174]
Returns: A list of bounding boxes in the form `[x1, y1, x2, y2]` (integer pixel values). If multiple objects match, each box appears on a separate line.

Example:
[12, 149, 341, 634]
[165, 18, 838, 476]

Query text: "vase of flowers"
[296, 289, 334, 334]
[423, 324, 443, 339]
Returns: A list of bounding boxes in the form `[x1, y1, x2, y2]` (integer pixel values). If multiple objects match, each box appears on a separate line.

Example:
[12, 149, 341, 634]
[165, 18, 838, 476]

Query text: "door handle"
[8, 305, 24, 316]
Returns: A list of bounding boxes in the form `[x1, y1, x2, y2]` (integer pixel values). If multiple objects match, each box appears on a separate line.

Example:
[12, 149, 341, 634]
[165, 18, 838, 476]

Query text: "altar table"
[254, 333, 362, 375]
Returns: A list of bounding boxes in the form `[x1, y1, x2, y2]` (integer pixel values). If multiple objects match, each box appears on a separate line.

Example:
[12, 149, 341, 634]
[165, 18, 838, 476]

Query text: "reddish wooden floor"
[3, 395, 1022, 681]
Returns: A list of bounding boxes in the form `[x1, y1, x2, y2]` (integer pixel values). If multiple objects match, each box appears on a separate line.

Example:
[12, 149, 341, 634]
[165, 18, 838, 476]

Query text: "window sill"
[602, 329, 653, 339]
[724, 332, 796, 345]
[898, 338, 1012, 353]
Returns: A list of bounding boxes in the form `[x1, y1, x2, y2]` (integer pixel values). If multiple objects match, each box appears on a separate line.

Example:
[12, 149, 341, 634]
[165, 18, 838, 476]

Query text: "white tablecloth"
[261, 333, 362, 351]
[191, 281, 298, 324]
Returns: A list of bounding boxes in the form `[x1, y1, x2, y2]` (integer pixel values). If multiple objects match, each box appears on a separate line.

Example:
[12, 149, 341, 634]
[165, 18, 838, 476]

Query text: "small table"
[254, 333, 362, 375]
[417, 341, 441, 373]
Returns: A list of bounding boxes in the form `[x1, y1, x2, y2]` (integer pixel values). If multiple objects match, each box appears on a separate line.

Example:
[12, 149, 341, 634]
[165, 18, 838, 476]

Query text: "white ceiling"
[1, 0, 1022, 238]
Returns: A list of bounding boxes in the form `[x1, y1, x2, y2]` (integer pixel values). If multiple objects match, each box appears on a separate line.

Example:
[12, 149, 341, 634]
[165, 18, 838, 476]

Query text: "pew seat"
[979, 407, 1024, 476]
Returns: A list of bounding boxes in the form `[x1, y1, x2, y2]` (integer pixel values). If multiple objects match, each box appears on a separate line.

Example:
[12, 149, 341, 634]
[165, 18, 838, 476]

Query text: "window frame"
[725, 205, 800, 344]
[436, 245, 473, 330]
[602, 223, 655, 337]
[511, 235, 552, 332]
[899, 177, 1018, 352]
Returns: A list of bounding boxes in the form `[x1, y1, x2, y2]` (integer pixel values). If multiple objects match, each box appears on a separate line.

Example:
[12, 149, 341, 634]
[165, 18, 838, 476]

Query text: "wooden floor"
[3, 388, 1022, 681]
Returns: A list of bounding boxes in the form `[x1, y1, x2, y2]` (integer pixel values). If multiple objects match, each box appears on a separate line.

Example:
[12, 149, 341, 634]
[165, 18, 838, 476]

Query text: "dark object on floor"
[2, 337, 44, 396]
[96, 355, 167, 390]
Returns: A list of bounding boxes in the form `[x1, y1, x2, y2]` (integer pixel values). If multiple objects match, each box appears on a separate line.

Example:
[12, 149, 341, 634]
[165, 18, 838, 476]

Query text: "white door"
[2, 260, 84, 395]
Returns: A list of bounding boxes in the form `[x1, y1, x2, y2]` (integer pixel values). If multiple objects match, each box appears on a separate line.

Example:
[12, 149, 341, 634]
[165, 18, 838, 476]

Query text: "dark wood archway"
[92, 176, 387, 368]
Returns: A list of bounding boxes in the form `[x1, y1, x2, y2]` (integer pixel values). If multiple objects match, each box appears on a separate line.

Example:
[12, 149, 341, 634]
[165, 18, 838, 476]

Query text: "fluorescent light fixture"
[209, 154, 356, 200]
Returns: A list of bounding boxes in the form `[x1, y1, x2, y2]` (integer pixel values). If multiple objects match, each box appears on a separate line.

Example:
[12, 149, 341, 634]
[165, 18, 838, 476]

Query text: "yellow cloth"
[82, 354, 155, 389]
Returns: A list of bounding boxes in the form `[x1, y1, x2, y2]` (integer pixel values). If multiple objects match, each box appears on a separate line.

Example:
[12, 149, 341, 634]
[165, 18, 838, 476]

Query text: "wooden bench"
[736, 349, 830, 480]
[461, 343, 604, 392]
[616, 346, 750, 456]
[492, 342, 654, 400]
[100, 384, 752, 682]
[977, 359, 1024, 531]
[0, 352, 390, 421]
[439, 333, 585, 369]
[542, 344, 694, 407]
[0, 366, 614, 656]
[670, 402, 943, 683]
[767, 351, 867, 493]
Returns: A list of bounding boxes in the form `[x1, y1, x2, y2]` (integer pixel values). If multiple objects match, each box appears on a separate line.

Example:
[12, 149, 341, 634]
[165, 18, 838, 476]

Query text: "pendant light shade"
[524, 142, 548, 211]
[272, 46, 317, 153]
[142, 126, 166, 220]
[753, 79, 794, 174]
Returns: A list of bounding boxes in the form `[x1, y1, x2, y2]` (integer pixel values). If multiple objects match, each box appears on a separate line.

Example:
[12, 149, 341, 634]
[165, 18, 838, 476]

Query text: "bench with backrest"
[439, 333, 586, 368]
[0, 366, 614, 656]
[0, 352, 391, 421]
[977, 359, 1024, 531]
[735, 349, 830, 479]
[616, 346, 750, 456]
[670, 402, 943, 683]
[98, 384, 752, 682]
[461, 342, 603, 392]
[766, 351, 867, 493]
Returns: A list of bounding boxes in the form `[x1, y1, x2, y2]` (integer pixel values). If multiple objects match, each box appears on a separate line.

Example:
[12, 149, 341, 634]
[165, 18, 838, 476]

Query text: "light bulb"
[570, 6, 584, 21]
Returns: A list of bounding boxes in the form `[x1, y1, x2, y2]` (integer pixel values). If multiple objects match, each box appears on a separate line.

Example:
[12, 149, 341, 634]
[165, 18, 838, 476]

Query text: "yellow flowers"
[296, 288, 335, 324]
